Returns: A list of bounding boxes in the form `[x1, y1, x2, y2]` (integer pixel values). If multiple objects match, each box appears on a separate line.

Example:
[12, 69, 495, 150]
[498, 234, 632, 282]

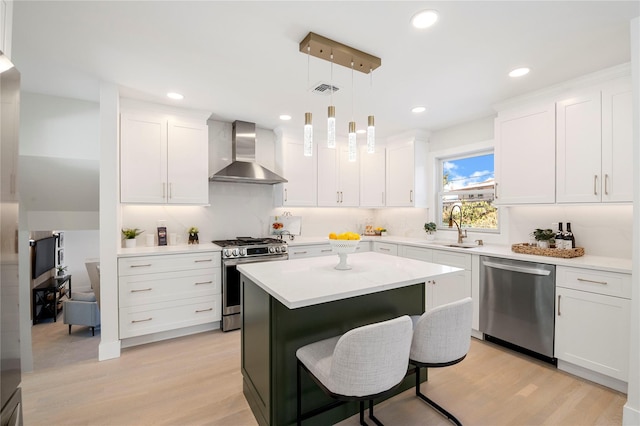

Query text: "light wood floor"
[23, 320, 626, 426]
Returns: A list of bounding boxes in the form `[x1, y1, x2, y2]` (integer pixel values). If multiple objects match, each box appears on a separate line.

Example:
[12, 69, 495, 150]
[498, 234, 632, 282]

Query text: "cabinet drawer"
[118, 252, 220, 276]
[119, 268, 220, 307]
[432, 250, 472, 270]
[556, 266, 631, 299]
[119, 295, 221, 339]
[288, 244, 333, 259]
[399, 245, 433, 262]
[373, 242, 398, 256]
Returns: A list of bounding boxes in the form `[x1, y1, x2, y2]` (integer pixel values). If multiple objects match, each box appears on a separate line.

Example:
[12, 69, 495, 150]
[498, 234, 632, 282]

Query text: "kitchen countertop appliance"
[480, 256, 556, 364]
[212, 237, 288, 331]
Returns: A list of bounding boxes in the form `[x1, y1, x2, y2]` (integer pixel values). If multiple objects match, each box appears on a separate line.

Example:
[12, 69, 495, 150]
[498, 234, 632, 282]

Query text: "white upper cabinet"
[359, 147, 386, 207]
[120, 110, 208, 205]
[385, 137, 428, 207]
[317, 145, 359, 207]
[601, 79, 633, 202]
[556, 77, 632, 203]
[281, 140, 317, 206]
[494, 103, 556, 204]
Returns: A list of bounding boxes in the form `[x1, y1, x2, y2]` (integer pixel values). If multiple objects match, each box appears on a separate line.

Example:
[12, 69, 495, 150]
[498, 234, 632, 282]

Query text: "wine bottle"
[555, 222, 564, 249]
[565, 222, 575, 249]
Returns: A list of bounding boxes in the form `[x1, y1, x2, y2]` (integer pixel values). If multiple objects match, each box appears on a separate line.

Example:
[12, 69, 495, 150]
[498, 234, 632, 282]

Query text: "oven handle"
[223, 255, 289, 266]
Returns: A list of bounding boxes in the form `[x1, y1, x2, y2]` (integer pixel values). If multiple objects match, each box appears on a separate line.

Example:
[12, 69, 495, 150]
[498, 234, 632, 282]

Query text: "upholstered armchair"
[63, 259, 100, 336]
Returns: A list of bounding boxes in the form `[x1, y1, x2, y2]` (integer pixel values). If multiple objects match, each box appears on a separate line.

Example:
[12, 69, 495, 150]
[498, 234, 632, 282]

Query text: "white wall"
[57, 230, 99, 290]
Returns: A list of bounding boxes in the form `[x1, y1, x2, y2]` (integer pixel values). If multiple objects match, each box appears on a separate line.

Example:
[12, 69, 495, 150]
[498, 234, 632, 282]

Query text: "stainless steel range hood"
[209, 120, 287, 184]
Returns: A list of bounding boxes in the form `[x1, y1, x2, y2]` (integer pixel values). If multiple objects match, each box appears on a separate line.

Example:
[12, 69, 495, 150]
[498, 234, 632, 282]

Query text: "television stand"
[32, 275, 72, 325]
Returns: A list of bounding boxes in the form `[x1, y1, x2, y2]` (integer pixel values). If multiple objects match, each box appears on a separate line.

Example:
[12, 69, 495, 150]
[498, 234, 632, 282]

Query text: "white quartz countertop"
[286, 236, 632, 274]
[237, 251, 461, 309]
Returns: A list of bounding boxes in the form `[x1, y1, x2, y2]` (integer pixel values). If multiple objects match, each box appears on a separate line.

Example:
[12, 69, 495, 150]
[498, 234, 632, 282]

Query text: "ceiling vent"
[311, 82, 340, 96]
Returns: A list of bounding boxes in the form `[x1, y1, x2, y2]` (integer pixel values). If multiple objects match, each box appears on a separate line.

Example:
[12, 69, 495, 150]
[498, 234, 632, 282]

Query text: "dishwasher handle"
[482, 260, 551, 276]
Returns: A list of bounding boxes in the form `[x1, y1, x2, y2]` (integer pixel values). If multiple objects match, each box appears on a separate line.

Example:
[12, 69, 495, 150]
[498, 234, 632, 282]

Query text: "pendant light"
[348, 61, 357, 162]
[366, 68, 375, 154]
[303, 45, 313, 157]
[327, 53, 336, 149]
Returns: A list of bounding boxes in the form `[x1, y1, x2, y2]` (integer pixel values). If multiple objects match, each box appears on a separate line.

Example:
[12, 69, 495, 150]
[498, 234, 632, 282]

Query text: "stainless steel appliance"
[212, 237, 288, 331]
[1, 64, 23, 425]
[480, 256, 556, 363]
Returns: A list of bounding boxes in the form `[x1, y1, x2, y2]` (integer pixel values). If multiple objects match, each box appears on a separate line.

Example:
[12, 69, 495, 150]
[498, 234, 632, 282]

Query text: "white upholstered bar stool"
[409, 297, 473, 426]
[296, 315, 413, 426]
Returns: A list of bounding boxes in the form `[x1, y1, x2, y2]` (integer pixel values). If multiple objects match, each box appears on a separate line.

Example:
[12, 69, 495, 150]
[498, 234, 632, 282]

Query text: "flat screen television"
[32, 236, 56, 279]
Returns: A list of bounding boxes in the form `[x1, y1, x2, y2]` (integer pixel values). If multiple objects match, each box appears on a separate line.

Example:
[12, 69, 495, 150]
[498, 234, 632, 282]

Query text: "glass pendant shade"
[348, 121, 357, 162]
[366, 115, 375, 153]
[327, 106, 336, 148]
[304, 112, 313, 157]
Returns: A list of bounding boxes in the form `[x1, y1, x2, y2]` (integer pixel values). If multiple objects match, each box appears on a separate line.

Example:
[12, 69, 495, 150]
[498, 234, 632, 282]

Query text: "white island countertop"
[237, 251, 461, 309]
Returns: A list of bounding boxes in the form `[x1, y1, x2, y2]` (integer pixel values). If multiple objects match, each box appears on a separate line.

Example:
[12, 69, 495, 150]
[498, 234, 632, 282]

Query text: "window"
[438, 151, 498, 232]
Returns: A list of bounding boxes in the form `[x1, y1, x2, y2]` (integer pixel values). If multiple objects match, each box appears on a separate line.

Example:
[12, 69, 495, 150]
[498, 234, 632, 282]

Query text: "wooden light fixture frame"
[299, 32, 381, 74]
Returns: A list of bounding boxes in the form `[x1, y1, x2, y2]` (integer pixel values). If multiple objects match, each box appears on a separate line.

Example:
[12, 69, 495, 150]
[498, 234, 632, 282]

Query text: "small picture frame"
[56, 232, 64, 248]
[57, 248, 64, 264]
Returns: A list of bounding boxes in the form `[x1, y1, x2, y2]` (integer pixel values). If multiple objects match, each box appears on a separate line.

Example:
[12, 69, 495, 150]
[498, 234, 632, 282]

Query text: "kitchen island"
[237, 251, 460, 426]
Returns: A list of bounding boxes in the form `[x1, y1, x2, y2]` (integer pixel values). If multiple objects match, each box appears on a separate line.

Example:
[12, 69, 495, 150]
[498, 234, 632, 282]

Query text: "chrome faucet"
[448, 205, 467, 244]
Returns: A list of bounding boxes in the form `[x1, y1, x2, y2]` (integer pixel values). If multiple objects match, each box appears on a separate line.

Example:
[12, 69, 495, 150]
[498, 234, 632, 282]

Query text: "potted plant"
[56, 265, 68, 277]
[122, 228, 143, 248]
[531, 228, 554, 248]
[188, 226, 199, 244]
[424, 222, 437, 241]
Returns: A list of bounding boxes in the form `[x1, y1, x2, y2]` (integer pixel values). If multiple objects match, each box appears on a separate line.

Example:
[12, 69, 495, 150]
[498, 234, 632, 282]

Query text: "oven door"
[222, 254, 288, 316]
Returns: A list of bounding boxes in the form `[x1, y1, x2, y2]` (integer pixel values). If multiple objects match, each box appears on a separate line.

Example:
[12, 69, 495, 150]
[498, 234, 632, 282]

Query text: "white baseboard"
[120, 322, 220, 349]
[471, 329, 483, 340]
[557, 360, 627, 394]
[98, 339, 121, 361]
[623, 403, 640, 426]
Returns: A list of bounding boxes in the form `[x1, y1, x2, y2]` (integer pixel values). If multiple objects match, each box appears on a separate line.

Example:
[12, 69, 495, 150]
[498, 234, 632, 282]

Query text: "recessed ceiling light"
[411, 10, 439, 29]
[411, 106, 426, 113]
[508, 67, 530, 78]
[279, 114, 292, 121]
[167, 92, 184, 100]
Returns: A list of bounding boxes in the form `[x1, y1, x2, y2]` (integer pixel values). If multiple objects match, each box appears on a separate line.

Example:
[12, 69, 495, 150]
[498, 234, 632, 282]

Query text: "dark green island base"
[241, 274, 427, 426]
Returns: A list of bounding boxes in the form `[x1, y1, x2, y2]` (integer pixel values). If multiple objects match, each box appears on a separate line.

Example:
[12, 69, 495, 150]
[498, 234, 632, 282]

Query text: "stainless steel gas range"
[212, 237, 288, 331]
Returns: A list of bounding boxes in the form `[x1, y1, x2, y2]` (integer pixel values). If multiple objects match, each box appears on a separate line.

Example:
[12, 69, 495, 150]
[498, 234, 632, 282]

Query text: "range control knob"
[239, 248, 247, 256]
[281, 245, 287, 253]
[224, 249, 232, 257]
[232, 248, 239, 257]
[275, 246, 281, 253]
[269, 246, 276, 253]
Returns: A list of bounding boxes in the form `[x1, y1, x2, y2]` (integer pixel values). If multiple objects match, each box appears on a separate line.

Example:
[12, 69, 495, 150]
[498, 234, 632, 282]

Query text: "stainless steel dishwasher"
[480, 256, 556, 363]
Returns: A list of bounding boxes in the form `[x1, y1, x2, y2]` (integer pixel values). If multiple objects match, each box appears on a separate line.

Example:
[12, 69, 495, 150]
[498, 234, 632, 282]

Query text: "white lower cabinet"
[398, 245, 471, 312]
[555, 266, 631, 388]
[118, 252, 221, 339]
[288, 242, 371, 260]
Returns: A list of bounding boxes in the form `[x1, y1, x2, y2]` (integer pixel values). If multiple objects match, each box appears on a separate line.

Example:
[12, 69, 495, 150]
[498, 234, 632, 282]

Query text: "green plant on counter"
[531, 228, 554, 241]
[56, 265, 68, 273]
[188, 226, 199, 235]
[424, 222, 437, 234]
[122, 228, 143, 239]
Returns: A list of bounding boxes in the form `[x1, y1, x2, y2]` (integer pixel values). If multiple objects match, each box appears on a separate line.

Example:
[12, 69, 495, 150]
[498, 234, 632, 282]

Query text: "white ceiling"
[11, 1, 640, 139]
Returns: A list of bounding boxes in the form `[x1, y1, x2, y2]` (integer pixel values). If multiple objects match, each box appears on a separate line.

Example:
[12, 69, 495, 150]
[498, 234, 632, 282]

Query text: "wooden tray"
[511, 243, 585, 258]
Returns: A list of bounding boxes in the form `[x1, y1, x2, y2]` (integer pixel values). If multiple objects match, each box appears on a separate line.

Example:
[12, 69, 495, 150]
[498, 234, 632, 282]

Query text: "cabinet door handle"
[594, 175, 598, 196]
[379, 247, 390, 252]
[577, 277, 608, 285]
[494, 182, 499, 199]
[284, 188, 288, 202]
[320, 249, 332, 253]
[131, 288, 152, 293]
[130, 264, 152, 268]
[169, 182, 173, 199]
[294, 251, 307, 255]
[194, 259, 213, 263]
[195, 281, 213, 285]
[557, 295, 561, 316]
[195, 308, 213, 313]
[409, 190, 413, 203]
[604, 174, 609, 195]
[337, 191, 340, 203]
[132, 317, 152, 323]
[340, 191, 343, 203]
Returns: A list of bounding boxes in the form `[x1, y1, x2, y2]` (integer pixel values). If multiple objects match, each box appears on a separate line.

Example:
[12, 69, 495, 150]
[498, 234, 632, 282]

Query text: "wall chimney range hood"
[209, 120, 287, 185]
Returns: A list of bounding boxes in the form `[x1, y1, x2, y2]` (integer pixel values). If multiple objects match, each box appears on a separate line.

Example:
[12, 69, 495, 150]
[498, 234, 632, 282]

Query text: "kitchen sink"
[443, 244, 476, 249]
